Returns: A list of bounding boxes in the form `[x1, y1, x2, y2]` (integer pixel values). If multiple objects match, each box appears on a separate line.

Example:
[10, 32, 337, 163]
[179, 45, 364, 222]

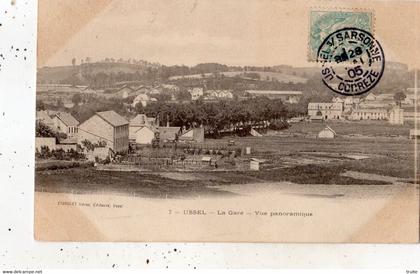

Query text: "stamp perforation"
[307, 7, 376, 62]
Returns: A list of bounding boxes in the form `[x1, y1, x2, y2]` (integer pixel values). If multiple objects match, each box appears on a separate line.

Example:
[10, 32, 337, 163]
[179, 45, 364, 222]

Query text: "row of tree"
[135, 97, 291, 135]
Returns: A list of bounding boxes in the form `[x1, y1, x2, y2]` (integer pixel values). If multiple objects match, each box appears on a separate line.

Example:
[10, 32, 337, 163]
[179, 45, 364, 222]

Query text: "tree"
[176, 89, 191, 101]
[72, 93, 82, 106]
[394, 92, 406, 107]
[36, 100, 46, 111]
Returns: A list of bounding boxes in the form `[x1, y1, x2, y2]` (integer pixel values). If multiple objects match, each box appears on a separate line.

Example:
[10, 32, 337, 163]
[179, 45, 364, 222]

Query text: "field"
[35, 120, 417, 198]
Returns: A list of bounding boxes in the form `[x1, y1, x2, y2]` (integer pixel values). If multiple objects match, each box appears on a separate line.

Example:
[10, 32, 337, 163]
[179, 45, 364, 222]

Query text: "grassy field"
[278, 120, 411, 137]
[35, 124, 417, 197]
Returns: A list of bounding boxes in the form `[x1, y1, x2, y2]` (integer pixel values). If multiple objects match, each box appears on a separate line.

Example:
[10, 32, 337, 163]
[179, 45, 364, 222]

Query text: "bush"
[35, 146, 86, 161]
[269, 120, 290, 130]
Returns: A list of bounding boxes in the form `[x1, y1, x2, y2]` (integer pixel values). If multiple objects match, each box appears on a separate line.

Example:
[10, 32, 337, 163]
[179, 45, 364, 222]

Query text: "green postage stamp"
[309, 10, 374, 61]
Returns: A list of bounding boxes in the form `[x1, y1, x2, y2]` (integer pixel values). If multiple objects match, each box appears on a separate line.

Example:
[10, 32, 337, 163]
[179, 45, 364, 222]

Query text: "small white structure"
[134, 126, 155, 144]
[132, 94, 151, 107]
[318, 126, 336, 139]
[189, 87, 204, 101]
[250, 128, 262, 137]
[250, 158, 265, 171]
[308, 102, 343, 120]
[389, 107, 404, 125]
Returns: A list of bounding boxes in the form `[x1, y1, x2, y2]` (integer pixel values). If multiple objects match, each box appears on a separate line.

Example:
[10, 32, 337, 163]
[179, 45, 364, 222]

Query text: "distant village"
[35, 60, 419, 170]
[36, 85, 418, 163]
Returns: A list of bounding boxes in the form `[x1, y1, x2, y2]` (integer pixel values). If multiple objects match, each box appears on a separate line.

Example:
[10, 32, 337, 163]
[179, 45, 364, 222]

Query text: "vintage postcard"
[34, 0, 420, 242]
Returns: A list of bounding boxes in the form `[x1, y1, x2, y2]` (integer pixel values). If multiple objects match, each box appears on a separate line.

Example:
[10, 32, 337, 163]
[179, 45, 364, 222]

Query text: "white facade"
[53, 113, 79, 138]
[78, 111, 129, 153]
[318, 126, 336, 139]
[389, 107, 404, 125]
[129, 114, 156, 140]
[308, 102, 343, 120]
[132, 94, 151, 107]
[189, 87, 204, 101]
[349, 109, 388, 120]
[135, 126, 155, 144]
[344, 97, 361, 110]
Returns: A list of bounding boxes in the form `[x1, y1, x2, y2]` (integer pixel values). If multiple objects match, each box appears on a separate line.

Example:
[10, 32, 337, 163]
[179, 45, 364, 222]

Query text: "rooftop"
[246, 90, 303, 95]
[96, 111, 129, 127]
[158, 127, 181, 141]
[55, 112, 79, 126]
[353, 109, 388, 113]
[130, 114, 154, 126]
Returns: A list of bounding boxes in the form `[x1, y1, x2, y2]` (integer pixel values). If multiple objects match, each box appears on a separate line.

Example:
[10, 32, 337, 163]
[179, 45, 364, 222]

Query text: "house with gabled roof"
[36, 110, 55, 129]
[78, 110, 129, 153]
[129, 114, 156, 140]
[115, 85, 135, 99]
[179, 127, 205, 143]
[318, 125, 336, 139]
[53, 112, 79, 137]
[158, 127, 181, 142]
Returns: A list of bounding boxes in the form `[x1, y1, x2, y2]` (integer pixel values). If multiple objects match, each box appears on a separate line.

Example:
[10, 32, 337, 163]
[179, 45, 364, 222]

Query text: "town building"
[53, 112, 79, 138]
[78, 110, 129, 153]
[134, 126, 156, 144]
[389, 107, 404, 125]
[189, 87, 204, 101]
[245, 90, 303, 104]
[158, 127, 181, 142]
[318, 126, 336, 139]
[343, 97, 361, 110]
[129, 114, 156, 141]
[203, 90, 234, 100]
[332, 97, 344, 104]
[115, 85, 135, 99]
[403, 94, 416, 106]
[307, 102, 343, 120]
[348, 109, 388, 120]
[132, 94, 152, 107]
[403, 107, 420, 122]
[179, 127, 205, 143]
[36, 110, 55, 129]
[365, 93, 377, 101]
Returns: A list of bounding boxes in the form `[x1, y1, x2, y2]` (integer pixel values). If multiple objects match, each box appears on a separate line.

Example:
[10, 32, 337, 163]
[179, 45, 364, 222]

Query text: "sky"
[39, 0, 420, 69]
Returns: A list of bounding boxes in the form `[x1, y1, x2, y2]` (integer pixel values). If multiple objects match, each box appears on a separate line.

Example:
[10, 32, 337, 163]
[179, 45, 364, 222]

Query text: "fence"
[121, 154, 223, 168]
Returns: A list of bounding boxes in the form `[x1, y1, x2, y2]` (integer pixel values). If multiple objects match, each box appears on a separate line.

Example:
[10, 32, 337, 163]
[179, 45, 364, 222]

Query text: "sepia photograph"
[34, 0, 420, 242]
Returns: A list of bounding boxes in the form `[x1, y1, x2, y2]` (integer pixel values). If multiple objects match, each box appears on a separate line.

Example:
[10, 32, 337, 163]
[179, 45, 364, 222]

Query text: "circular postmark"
[317, 27, 385, 96]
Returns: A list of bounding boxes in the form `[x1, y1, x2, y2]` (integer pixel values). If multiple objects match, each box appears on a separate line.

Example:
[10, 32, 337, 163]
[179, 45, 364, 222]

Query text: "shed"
[318, 126, 336, 139]
[250, 158, 265, 171]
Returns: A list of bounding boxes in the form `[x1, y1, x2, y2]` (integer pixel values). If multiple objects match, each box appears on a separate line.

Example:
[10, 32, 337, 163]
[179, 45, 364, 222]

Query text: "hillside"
[37, 62, 157, 84]
[169, 70, 309, 84]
